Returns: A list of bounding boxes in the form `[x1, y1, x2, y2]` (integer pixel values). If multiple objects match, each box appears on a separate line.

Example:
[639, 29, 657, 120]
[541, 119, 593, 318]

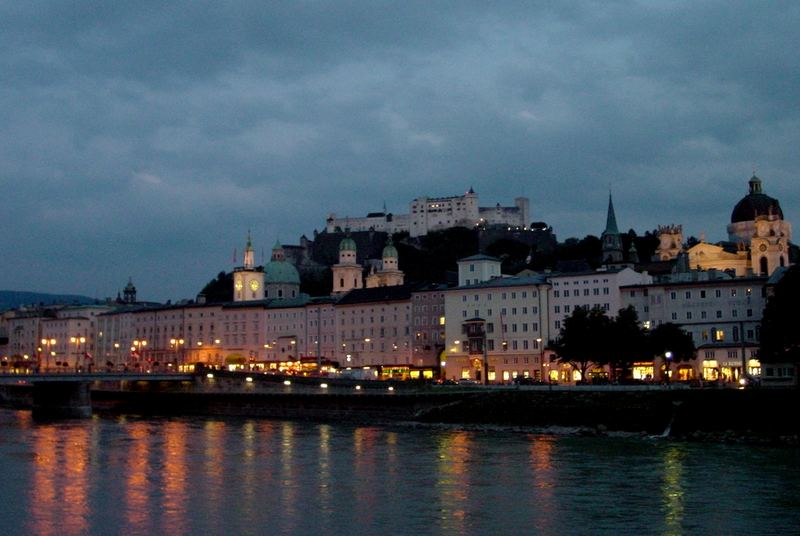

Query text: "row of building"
[1, 176, 795, 385]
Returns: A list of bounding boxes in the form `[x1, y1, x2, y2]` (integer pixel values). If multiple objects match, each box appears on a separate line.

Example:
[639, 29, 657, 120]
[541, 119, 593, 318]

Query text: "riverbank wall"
[2, 380, 798, 440]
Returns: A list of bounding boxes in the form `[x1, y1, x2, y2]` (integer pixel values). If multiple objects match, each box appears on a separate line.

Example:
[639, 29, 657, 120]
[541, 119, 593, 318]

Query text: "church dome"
[264, 260, 300, 284]
[730, 175, 784, 223]
[339, 236, 357, 252]
[383, 243, 398, 258]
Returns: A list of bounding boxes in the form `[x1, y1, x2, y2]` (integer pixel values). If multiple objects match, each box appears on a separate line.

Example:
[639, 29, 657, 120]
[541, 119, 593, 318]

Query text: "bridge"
[0, 372, 195, 419]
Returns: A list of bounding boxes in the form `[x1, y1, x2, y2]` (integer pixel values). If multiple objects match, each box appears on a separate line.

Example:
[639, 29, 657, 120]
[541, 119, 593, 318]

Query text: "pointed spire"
[243, 230, 255, 269]
[605, 193, 619, 234]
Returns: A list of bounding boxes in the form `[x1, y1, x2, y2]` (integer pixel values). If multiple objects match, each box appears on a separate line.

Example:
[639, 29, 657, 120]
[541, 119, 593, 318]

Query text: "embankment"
[2, 382, 798, 441]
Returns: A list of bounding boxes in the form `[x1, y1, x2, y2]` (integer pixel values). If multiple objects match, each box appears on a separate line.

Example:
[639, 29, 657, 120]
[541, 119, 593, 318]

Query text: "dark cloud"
[1, 1, 798, 300]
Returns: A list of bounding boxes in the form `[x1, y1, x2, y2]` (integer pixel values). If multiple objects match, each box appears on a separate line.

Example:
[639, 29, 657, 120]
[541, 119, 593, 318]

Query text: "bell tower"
[601, 193, 624, 265]
[332, 235, 363, 295]
[233, 230, 264, 301]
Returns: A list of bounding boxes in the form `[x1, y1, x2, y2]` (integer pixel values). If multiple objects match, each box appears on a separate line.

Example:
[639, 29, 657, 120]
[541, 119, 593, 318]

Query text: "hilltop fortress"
[326, 188, 530, 237]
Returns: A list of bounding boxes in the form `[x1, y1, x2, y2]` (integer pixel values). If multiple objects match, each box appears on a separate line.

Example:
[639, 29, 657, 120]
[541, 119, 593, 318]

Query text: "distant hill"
[0, 290, 98, 311]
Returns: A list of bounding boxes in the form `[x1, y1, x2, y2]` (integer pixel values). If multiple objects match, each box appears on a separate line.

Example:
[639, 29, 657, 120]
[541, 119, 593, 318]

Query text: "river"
[0, 409, 798, 535]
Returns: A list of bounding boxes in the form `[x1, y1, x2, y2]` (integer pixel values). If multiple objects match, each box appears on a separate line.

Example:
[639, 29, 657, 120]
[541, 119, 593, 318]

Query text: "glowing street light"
[70, 336, 86, 371]
[40, 338, 56, 372]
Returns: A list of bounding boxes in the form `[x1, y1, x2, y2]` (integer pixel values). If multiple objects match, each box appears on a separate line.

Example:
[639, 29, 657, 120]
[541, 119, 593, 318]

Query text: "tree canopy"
[551, 307, 696, 382]
[760, 265, 800, 364]
[550, 306, 612, 380]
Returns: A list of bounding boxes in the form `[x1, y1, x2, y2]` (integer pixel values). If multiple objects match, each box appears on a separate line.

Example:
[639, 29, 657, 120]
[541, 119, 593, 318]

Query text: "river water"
[0, 409, 798, 536]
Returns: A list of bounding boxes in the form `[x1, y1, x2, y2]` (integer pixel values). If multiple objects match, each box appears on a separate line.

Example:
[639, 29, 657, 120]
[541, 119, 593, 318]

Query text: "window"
[714, 329, 724, 342]
[584, 289, 590, 296]
[701, 311, 707, 319]
[715, 290, 722, 298]
[671, 312, 678, 320]
[573, 290, 580, 297]
[603, 288, 609, 295]
[716, 310, 722, 319]
[554, 290, 560, 298]
[685, 291, 691, 299]
[564, 305, 571, 313]
[700, 290, 706, 298]
[670, 292, 677, 300]
[732, 310, 738, 318]
[470, 264, 475, 272]
[686, 312, 692, 320]
[555, 306, 560, 313]
[594, 288, 600, 296]
[731, 289, 737, 297]
[747, 309, 753, 317]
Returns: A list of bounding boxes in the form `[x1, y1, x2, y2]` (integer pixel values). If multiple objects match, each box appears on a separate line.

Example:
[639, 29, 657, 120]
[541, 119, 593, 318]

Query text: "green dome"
[383, 244, 398, 258]
[339, 237, 357, 251]
[264, 260, 300, 284]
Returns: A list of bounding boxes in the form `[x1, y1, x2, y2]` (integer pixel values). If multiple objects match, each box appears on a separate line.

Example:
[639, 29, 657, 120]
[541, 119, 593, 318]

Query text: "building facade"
[326, 189, 530, 237]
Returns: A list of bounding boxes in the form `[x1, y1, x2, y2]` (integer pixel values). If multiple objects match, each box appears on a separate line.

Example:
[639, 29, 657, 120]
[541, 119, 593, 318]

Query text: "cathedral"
[655, 175, 792, 276]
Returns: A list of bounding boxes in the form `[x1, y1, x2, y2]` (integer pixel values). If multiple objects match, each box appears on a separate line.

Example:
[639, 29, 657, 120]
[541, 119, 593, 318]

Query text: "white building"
[326, 189, 530, 237]
[548, 267, 653, 336]
[622, 273, 767, 383]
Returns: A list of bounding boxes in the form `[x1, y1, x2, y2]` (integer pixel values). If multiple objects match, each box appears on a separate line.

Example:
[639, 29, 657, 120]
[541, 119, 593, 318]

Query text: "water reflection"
[28, 421, 90, 535]
[661, 444, 687, 536]
[202, 420, 226, 534]
[436, 431, 473, 533]
[529, 436, 556, 535]
[162, 421, 188, 534]
[5, 410, 799, 536]
[125, 423, 152, 532]
[279, 420, 298, 532]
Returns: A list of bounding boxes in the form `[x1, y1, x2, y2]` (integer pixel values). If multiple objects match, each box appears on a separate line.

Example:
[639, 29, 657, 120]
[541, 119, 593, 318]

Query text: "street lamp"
[70, 336, 86, 371]
[664, 351, 673, 383]
[41, 338, 56, 372]
[132, 339, 147, 370]
[170, 338, 185, 368]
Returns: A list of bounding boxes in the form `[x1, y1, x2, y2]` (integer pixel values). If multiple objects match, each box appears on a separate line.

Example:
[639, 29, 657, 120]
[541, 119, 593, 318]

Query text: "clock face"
[234, 279, 243, 290]
[759, 244, 767, 252]
[250, 279, 260, 291]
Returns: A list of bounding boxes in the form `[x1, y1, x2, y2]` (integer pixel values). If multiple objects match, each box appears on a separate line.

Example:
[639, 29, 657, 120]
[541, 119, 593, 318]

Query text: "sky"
[2, 1, 798, 302]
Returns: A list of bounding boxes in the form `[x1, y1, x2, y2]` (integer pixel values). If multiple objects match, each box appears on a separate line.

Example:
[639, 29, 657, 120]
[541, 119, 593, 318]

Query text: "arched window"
[759, 256, 768, 275]
[340, 278, 344, 288]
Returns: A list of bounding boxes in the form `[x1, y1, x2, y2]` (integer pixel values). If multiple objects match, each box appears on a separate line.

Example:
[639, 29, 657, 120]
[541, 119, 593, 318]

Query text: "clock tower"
[233, 231, 265, 302]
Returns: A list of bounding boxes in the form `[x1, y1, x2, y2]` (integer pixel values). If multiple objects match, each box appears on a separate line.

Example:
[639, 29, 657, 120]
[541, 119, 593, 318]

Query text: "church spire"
[605, 193, 619, 234]
[243, 229, 255, 269]
[601, 192, 623, 265]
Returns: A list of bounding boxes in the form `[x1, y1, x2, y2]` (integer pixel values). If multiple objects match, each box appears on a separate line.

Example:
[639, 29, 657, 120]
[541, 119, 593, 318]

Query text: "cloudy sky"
[2, 1, 798, 301]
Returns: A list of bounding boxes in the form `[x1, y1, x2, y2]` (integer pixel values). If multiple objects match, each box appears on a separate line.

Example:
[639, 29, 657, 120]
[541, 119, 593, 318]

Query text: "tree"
[760, 265, 800, 365]
[647, 322, 695, 381]
[604, 306, 647, 381]
[551, 306, 611, 382]
[199, 271, 233, 303]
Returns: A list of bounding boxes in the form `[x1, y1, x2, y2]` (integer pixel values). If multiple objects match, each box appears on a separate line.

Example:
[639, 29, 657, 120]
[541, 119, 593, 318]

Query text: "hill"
[0, 290, 97, 311]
